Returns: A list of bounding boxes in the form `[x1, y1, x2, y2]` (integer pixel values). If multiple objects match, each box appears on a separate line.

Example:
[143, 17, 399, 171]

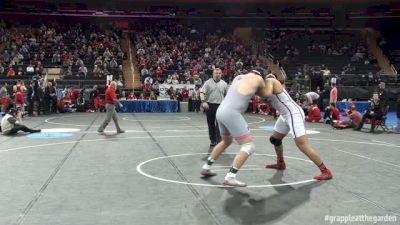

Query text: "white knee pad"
[240, 142, 255, 155]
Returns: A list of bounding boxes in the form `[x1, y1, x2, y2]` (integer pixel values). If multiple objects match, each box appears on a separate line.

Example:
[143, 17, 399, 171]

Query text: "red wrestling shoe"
[265, 162, 286, 170]
[313, 169, 333, 180]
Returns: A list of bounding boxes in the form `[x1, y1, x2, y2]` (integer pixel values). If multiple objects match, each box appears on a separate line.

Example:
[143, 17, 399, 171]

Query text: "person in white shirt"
[1, 109, 40, 135]
[79, 65, 88, 77]
[322, 68, 331, 76]
[302, 91, 320, 106]
[119, 91, 126, 101]
[26, 64, 35, 74]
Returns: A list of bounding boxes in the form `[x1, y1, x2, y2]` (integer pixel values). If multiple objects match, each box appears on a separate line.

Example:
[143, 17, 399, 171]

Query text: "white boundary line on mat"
[136, 153, 316, 188]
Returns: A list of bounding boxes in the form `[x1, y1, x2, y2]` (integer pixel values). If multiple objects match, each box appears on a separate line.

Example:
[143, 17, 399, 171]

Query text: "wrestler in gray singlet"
[216, 75, 253, 140]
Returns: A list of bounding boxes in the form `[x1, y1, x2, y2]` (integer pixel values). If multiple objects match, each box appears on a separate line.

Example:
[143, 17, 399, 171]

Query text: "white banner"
[159, 84, 195, 97]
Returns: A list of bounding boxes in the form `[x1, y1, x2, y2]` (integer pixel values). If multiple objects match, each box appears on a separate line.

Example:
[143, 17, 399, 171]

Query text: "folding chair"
[373, 105, 389, 132]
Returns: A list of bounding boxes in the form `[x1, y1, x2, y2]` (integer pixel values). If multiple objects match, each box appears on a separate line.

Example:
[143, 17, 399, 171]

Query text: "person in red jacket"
[305, 104, 321, 122]
[144, 80, 152, 91]
[334, 105, 362, 128]
[70, 87, 79, 105]
[323, 103, 340, 125]
[0, 94, 11, 113]
[137, 92, 145, 100]
[182, 87, 189, 101]
[97, 81, 125, 134]
[14, 80, 26, 112]
[252, 96, 261, 113]
[331, 104, 340, 121]
[127, 91, 137, 100]
[93, 95, 100, 111]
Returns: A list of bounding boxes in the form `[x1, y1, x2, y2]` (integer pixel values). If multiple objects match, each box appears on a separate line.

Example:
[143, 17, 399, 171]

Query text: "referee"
[200, 68, 228, 147]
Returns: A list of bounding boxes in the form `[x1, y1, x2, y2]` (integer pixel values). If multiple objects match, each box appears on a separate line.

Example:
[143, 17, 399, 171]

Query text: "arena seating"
[255, 29, 376, 78]
[0, 21, 124, 82]
[132, 21, 256, 84]
[133, 22, 380, 86]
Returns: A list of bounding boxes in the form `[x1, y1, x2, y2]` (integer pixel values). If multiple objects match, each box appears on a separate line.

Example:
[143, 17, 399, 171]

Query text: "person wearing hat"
[0, 108, 40, 135]
[330, 83, 338, 106]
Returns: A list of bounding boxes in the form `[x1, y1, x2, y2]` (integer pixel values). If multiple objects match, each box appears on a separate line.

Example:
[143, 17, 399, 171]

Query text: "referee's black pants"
[206, 103, 221, 145]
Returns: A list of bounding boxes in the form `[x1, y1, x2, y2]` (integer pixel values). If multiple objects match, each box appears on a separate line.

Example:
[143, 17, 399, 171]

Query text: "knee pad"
[240, 142, 255, 155]
[269, 136, 282, 146]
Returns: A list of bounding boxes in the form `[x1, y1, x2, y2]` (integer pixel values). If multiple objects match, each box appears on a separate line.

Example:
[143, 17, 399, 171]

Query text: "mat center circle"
[136, 153, 316, 188]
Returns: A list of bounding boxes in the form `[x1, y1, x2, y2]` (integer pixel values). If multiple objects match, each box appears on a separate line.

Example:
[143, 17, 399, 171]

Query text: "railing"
[0, 76, 36, 82]
[285, 79, 311, 94]
[321, 74, 399, 87]
[56, 79, 105, 89]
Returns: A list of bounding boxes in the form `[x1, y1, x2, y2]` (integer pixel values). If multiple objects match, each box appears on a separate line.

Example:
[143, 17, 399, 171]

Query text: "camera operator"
[1, 108, 41, 135]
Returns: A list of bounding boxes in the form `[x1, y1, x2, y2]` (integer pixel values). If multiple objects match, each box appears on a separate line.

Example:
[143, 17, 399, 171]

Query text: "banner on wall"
[159, 84, 195, 97]
[115, 22, 129, 29]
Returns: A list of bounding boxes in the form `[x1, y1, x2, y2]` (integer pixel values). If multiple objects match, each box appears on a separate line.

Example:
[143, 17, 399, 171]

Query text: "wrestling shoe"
[200, 169, 217, 177]
[223, 177, 247, 187]
[313, 169, 333, 180]
[265, 162, 286, 170]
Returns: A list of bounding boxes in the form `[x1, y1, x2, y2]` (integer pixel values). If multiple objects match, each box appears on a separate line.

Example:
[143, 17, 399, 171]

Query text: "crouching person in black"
[0, 109, 41, 135]
[76, 94, 86, 112]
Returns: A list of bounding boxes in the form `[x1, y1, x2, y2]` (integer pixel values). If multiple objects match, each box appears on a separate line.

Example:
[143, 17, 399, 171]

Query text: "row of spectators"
[132, 23, 383, 97]
[134, 21, 261, 86]
[256, 29, 373, 64]
[0, 75, 104, 115]
[0, 20, 125, 79]
[0, 75, 161, 116]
